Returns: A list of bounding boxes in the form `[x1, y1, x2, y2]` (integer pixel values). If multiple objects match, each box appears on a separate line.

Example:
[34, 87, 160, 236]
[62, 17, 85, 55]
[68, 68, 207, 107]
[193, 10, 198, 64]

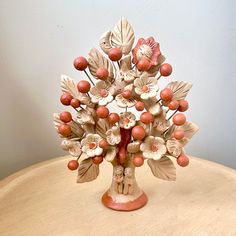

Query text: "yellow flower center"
[142, 85, 149, 92]
[100, 89, 108, 97]
[89, 142, 97, 149]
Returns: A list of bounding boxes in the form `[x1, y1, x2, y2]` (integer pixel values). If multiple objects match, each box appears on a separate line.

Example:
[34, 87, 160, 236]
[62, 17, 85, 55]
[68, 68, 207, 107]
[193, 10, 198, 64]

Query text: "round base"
[102, 191, 148, 211]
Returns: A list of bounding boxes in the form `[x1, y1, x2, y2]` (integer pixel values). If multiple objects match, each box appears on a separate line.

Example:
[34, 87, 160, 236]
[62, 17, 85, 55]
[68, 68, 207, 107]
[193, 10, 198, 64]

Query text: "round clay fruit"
[173, 130, 184, 140]
[177, 154, 189, 167]
[73, 56, 88, 71]
[92, 156, 103, 164]
[59, 111, 72, 123]
[178, 100, 189, 112]
[70, 98, 81, 108]
[58, 124, 72, 137]
[140, 112, 154, 124]
[99, 139, 108, 149]
[131, 126, 146, 140]
[173, 113, 186, 126]
[108, 113, 120, 124]
[122, 90, 132, 99]
[96, 106, 109, 118]
[160, 63, 172, 76]
[67, 160, 79, 170]
[160, 88, 174, 101]
[168, 100, 179, 110]
[60, 93, 73, 106]
[133, 154, 144, 167]
[136, 57, 150, 71]
[77, 80, 91, 93]
[108, 48, 122, 61]
[96, 67, 109, 80]
[135, 101, 145, 111]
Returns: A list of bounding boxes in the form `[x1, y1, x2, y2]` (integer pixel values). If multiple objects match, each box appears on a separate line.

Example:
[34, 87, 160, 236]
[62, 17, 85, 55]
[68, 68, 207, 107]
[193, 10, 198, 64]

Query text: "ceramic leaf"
[68, 142, 82, 157]
[110, 18, 135, 55]
[95, 118, 111, 139]
[76, 109, 95, 125]
[53, 113, 84, 139]
[163, 125, 176, 140]
[77, 157, 99, 183]
[99, 31, 112, 54]
[147, 156, 176, 181]
[166, 81, 192, 100]
[176, 122, 199, 140]
[88, 48, 114, 79]
[120, 55, 132, 72]
[166, 139, 183, 157]
[60, 75, 91, 106]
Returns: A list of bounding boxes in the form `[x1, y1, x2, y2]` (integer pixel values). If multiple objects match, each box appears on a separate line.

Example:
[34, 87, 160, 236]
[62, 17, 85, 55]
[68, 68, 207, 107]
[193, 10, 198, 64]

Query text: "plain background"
[0, 0, 236, 179]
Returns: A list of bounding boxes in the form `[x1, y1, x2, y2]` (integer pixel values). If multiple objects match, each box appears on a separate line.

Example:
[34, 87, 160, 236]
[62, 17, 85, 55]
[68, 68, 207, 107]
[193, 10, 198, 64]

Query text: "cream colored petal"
[152, 151, 163, 160]
[148, 90, 157, 98]
[91, 95, 100, 104]
[90, 86, 100, 96]
[149, 103, 162, 116]
[140, 93, 150, 100]
[81, 137, 88, 147]
[95, 147, 103, 156]
[143, 150, 154, 159]
[147, 77, 157, 85]
[134, 87, 143, 95]
[140, 143, 148, 152]
[82, 145, 88, 153]
[105, 147, 117, 162]
[134, 78, 142, 87]
[87, 149, 96, 157]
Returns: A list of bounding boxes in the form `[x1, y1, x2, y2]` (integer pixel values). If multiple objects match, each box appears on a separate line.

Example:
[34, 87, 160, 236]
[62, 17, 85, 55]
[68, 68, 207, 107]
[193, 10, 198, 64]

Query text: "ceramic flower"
[106, 126, 121, 145]
[81, 134, 103, 157]
[115, 94, 136, 108]
[140, 136, 167, 160]
[119, 112, 136, 129]
[115, 84, 136, 108]
[134, 74, 159, 100]
[132, 37, 161, 69]
[90, 81, 114, 106]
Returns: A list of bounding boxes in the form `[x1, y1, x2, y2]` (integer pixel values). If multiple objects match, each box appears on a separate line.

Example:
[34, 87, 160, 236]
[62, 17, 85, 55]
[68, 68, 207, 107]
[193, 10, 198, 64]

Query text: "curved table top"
[0, 156, 236, 236]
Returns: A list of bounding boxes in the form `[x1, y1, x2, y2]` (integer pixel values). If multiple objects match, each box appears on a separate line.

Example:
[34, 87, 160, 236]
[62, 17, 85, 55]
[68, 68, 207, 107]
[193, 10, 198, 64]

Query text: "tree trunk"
[102, 156, 148, 211]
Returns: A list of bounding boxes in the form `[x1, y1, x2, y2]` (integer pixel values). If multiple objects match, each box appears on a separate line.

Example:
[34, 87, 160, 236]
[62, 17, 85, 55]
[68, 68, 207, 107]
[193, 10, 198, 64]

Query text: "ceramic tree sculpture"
[53, 18, 198, 211]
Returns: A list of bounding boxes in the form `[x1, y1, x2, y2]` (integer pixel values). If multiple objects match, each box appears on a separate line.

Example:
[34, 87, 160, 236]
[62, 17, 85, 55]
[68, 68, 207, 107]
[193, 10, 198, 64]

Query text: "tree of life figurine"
[53, 18, 198, 211]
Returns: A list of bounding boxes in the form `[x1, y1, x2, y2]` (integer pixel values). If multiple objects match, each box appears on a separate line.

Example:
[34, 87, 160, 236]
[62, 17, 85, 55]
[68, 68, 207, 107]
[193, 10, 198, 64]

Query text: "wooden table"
[0, 156, 236, 236]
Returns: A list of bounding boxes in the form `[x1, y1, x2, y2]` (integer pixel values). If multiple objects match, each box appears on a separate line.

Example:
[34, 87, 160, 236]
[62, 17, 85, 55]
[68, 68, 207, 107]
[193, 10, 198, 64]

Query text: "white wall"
[0, 0, 236, 179]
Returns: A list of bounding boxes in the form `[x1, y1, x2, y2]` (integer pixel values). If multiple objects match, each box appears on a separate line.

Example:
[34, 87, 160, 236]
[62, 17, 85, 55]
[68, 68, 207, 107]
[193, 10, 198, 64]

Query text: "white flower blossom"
[81, 134, 103, 157]
[119, 112, 136, 129]
[140, 136, 166, 160]
[106, 126, 121, 145]
[90, 81, 114, 106]
[134, 74, 159, 100]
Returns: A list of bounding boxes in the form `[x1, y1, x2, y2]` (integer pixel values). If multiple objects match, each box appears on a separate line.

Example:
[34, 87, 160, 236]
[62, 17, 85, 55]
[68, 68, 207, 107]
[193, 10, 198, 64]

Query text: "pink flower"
[132, 37, 161, 70]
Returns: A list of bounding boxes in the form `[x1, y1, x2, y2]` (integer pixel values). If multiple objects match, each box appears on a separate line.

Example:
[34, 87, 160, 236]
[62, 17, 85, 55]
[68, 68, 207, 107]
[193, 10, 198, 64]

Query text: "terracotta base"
[102, 191, 148, 211]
